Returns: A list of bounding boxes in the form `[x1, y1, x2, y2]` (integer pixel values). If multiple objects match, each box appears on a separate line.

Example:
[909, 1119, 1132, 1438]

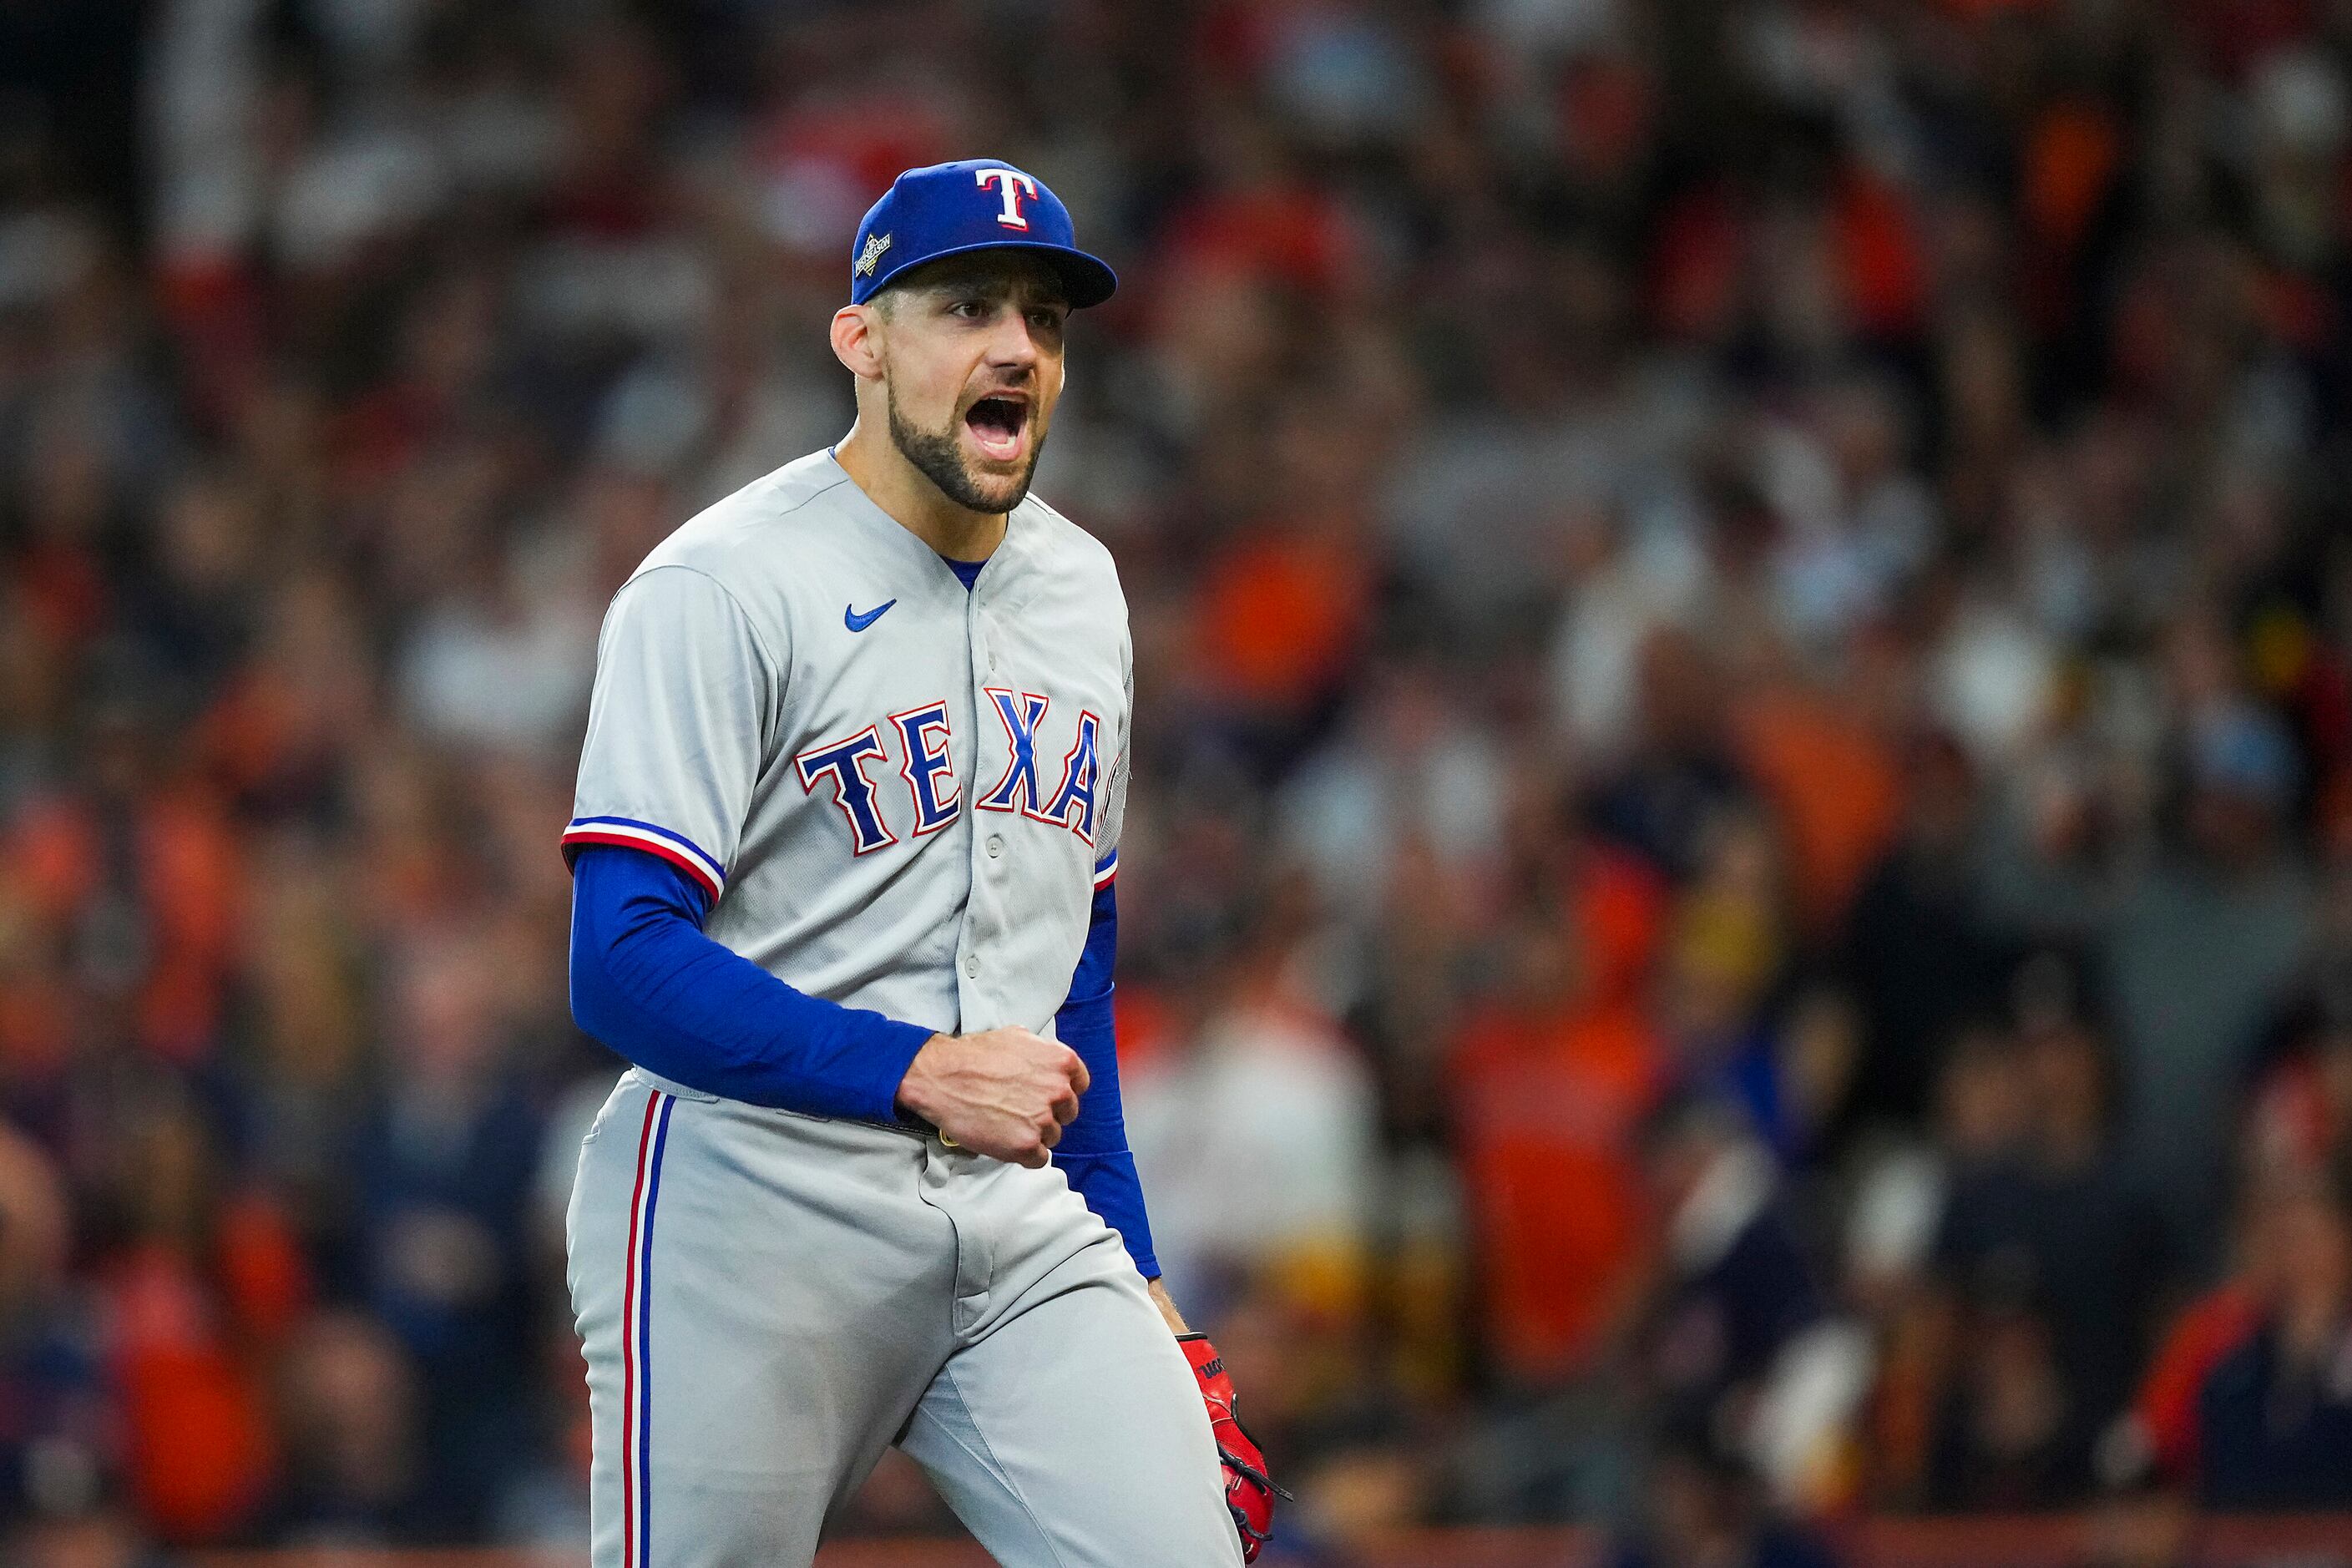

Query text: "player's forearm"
[1050, 879, 1127, 1153]
[569, 845, 933, 1121]
[1050, 881, 1162, 1275]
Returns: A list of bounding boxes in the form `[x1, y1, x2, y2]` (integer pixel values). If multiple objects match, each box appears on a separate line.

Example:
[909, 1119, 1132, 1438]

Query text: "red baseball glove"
[1178, 1333, 1287, 1561]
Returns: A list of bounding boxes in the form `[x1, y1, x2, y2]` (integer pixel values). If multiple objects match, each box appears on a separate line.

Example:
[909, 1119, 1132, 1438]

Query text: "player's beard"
[887, 382, 1044, 515]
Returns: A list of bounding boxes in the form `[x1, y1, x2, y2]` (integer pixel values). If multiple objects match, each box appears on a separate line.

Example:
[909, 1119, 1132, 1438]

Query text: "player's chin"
[953, 462, 1037, 513]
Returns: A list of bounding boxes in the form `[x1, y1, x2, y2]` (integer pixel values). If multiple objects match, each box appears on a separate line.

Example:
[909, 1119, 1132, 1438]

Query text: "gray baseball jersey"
[560, 448, 1240, 1568]
[562, 447, 1129, 1029]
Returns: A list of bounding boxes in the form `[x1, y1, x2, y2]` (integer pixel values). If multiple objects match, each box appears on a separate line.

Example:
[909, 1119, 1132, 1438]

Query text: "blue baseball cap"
[849, 159, 1117, 309]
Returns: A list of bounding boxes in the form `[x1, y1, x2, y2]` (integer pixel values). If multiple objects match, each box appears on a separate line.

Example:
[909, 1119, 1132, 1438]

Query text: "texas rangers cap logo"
[847, 157, 1117, 309]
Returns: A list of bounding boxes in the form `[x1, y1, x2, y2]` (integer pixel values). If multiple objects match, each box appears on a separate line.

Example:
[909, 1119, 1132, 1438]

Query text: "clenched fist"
[895, 1028, 1089, 1166]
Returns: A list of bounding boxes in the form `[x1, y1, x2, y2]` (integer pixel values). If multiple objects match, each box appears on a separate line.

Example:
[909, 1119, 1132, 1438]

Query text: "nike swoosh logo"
[844, 599, 897, 632]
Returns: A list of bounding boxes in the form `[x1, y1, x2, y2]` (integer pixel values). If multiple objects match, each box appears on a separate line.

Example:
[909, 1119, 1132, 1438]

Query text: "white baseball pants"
[565, 1069, 1243, 1568]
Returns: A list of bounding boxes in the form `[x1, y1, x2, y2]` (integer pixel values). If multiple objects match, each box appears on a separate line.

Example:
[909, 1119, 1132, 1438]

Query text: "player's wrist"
[893, 1029, 978, 1128]
[1147, 1277, 1190, 1334]
[892, 1033, 953, 1120]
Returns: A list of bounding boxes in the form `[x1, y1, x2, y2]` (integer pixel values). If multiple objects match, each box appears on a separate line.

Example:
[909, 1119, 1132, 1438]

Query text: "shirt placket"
[956, 563, 1009, 1031]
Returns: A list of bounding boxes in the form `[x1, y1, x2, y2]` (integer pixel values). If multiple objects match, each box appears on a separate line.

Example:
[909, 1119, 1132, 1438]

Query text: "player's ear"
[831, 303, 886, 382]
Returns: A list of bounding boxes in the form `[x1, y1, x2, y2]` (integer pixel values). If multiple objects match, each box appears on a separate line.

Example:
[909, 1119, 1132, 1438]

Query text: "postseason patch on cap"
[848, 159, 1117, 309]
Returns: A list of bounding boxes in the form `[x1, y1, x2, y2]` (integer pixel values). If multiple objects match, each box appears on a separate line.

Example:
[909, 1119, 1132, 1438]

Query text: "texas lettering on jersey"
[567, 449, 1126, 1041]
[794, 690, 1102, 856]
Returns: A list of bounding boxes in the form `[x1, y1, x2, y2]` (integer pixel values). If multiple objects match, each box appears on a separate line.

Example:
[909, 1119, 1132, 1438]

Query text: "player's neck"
[833, 422, 1007, 564]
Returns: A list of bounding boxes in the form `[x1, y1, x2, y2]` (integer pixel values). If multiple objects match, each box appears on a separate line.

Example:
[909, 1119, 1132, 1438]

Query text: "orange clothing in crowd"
[1572, 846, 1671, 1006]
[1451, 999, 1666, 1383]
[2132, 1282, 2264, 1485]
[1733, 688, 1903, 938]
[108, 1248, 277, 1542]
[107, 1195, 310, 1542]
[1194, 532, 1372, 714]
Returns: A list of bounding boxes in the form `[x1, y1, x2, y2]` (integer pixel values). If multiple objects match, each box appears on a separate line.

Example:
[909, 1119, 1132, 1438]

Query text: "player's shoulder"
[1012, 490, 1125, 604]
[630, 450, 857, 589]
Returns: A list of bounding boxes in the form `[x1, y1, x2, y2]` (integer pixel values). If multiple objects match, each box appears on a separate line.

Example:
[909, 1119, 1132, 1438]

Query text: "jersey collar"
[821, 448, 1041, 603]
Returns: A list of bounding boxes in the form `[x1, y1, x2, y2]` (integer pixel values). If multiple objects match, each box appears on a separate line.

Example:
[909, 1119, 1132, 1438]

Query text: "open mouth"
[964, 394, 1029, 463]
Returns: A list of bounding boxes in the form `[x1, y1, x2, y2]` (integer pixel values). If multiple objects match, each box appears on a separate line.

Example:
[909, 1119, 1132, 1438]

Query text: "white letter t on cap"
[976, 168, 1039, 230]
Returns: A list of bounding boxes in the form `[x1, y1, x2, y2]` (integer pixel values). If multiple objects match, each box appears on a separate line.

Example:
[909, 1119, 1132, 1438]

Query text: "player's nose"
[981, 308, 1044, 367]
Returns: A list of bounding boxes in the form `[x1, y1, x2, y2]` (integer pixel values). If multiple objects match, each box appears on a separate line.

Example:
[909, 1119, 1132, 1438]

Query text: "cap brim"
[862, 240, 1118, 309]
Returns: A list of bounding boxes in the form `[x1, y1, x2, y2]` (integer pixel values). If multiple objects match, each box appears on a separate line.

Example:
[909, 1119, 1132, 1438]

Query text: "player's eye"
[1027, 308, 1066, 332]
[948, 299, 989, 319]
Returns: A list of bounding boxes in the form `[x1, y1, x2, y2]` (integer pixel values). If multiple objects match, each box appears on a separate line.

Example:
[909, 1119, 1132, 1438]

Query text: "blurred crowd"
[8, 0, 2352, 1563]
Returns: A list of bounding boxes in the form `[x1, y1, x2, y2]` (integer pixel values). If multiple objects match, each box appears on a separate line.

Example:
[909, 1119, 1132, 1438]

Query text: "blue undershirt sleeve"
[1051, 879, 1161, 1278]
[567, 844, 934, 1123]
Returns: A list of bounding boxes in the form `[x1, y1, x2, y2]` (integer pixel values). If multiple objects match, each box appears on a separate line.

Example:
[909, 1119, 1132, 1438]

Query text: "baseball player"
[559, 159, 1280, 1568]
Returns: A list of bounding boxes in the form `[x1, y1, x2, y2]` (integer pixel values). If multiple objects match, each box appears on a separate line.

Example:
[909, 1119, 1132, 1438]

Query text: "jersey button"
[964, 954, 980, 979]
[985, 834, 1004, 858]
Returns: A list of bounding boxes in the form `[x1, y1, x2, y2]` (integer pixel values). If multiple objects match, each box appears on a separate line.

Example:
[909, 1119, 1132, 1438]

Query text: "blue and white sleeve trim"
[563, 816, 727, 903]
[1092, 847, 1118, 888]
